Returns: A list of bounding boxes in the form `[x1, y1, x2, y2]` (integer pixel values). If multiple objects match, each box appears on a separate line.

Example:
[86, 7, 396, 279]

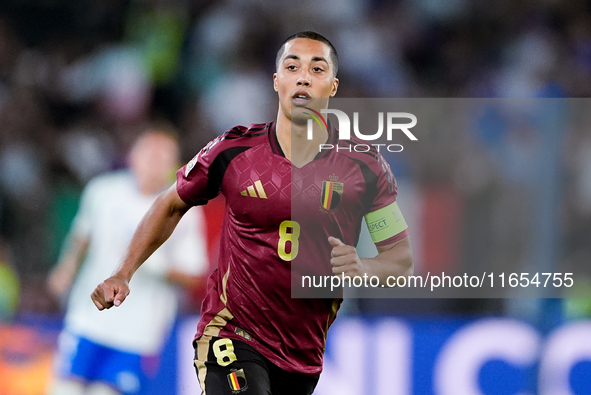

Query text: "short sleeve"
[176, 134, 227, 206]
[367, 152, 398, 212]
[69, 176, 102, 238]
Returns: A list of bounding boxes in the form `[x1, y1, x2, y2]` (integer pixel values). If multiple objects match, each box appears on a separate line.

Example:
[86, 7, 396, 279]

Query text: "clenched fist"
[91, 277, 130, 310]
[328, 236, 366, 277]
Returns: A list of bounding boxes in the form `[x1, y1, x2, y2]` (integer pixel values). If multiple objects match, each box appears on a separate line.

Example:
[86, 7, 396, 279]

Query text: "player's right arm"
[90, 183, 191, 310]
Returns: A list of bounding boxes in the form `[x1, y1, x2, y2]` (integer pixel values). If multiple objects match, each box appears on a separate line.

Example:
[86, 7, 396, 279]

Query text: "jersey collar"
[268, 121, 285, 157]
[268, 121, 337, 160]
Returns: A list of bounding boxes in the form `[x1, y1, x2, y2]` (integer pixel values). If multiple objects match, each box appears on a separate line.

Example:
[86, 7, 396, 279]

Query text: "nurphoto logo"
[303, 106, 418, 153]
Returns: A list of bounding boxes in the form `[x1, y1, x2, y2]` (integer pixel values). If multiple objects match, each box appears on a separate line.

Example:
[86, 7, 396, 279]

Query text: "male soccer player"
[91, 31, 413, 395]
[49, 128, 208, 395]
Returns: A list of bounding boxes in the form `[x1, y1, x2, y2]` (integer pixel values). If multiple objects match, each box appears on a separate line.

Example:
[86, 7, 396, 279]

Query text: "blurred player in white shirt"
[47, 127, 208, 395]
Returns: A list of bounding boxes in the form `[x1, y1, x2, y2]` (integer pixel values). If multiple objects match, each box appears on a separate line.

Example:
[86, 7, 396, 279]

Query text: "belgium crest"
[321, 174, 343, 211]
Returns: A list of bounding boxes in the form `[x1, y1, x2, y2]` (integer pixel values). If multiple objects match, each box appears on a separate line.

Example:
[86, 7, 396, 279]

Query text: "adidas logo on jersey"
[240, 180, 267, 199]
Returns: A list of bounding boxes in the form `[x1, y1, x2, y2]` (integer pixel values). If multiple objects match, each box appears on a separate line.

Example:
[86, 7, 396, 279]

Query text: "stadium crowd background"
[0, 0, 590, 322]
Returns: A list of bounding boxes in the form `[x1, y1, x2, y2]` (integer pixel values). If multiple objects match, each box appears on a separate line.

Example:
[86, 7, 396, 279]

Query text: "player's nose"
[297, 71, 311, 86]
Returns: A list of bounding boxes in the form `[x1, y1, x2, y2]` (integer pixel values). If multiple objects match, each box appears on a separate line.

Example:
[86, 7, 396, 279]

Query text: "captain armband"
[364, 201, 408, 243]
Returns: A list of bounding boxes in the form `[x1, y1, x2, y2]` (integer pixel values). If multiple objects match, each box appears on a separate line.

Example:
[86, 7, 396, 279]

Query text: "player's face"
[130, 132, 179, 194]
[274, 38, 339, 124]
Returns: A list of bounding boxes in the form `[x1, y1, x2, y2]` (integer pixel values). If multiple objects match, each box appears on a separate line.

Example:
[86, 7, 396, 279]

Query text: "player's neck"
[276, 112, 327, 168]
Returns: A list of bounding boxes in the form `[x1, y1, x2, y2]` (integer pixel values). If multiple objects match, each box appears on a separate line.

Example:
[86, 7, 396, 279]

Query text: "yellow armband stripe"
[365, 201, 408, 243]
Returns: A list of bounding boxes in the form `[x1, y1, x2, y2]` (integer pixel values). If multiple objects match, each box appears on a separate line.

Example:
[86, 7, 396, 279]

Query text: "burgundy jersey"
[176, 122, 408, 375]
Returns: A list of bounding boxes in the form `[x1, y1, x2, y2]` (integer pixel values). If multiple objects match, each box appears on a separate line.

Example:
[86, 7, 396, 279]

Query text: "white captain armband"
[365, 201, 408, 243]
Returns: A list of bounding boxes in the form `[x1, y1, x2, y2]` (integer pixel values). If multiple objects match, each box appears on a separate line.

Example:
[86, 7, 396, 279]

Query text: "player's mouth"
[292, 91, 311, 106]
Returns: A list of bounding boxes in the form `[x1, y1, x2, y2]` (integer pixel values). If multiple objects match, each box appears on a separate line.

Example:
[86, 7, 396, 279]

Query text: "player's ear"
[330, 78, 339, 97]
[273, 73, 278, 92]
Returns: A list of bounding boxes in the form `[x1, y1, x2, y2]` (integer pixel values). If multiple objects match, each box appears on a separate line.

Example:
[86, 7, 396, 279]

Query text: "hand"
[328, 236, 364, 277]
[90, 277, 130, 310]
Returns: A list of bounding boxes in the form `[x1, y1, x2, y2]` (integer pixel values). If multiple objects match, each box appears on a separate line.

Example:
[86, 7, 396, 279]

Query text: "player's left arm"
[329, 235, 413, 284]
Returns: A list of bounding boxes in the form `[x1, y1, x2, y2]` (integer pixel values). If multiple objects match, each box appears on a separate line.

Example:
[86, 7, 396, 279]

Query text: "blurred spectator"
[46, 127, 208, 395]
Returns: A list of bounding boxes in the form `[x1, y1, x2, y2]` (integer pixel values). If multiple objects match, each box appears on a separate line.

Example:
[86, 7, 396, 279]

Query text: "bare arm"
[329, 235, 413, 285]
[91, 183, 191, 310]
[47, 235, 90, 297]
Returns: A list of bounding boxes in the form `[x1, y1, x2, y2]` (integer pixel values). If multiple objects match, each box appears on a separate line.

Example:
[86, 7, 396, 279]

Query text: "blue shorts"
[54, 331, 158, 395]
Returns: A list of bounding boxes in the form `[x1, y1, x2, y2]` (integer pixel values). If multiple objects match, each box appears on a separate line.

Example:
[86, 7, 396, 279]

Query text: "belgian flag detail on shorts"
[227, 368, 248, 392]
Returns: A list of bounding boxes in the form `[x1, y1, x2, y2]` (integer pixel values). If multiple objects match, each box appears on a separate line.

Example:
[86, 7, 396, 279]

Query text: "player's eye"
[287, 64, 297, 71]
[313, 66, 325, 73]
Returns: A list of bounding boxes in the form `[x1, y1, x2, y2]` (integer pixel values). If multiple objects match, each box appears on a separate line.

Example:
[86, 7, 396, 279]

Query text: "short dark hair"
[275, 31, 339, 77]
